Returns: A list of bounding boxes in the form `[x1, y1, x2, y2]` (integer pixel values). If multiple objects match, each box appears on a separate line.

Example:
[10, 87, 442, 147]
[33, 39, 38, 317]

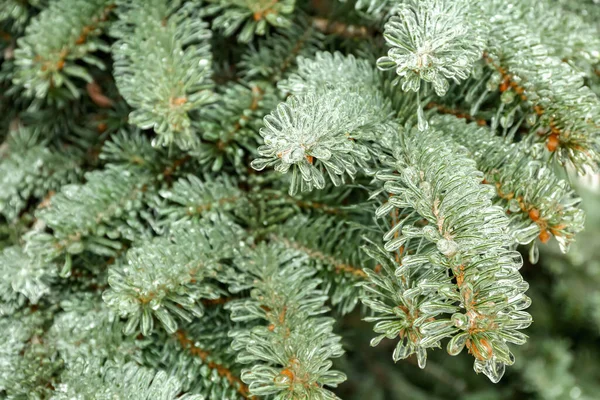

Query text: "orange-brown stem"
[36, 4, 115, 74]
[273, 236, 368, 278]
[311, 17, 371, 38]
[162, 155, 191, 178]
[426, 102, 487, 126]
[175, 330, 254, 399]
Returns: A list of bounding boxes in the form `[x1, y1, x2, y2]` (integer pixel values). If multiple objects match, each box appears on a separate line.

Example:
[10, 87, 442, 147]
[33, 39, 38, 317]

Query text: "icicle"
[528, 241, 539, 264]
[470, 88, 490, 116]
[416, 346, 427, 368]
[417, 90, 428, 131]
[491, 102, 505, 132]
[482, 358, 506, 384]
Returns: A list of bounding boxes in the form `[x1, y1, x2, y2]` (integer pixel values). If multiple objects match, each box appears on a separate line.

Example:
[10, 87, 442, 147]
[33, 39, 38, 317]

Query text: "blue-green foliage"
[1, 0, 599, 398]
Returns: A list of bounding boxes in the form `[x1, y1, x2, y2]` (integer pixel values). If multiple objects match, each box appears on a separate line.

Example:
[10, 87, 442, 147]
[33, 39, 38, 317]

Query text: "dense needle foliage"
[1, 0, 600, 399]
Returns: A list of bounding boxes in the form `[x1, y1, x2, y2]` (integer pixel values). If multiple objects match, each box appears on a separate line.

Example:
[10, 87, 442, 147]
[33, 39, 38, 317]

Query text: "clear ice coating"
[366, 125, 533, 384]
[447, 332, 468, 355]
[5, 0, 597, 393]
[252, 52, 393, 195]
[437, 238, 459, 257]
[528, 242, 539, 264]
[417, 102, 429, 131]
[377, 0, 486, 96]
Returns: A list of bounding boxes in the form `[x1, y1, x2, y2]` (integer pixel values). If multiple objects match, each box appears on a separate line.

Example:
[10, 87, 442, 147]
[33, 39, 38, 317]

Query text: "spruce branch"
[47, 294, 143, 365]
[279, 51, 383, 96]
[99, 129, 166, 170]
[481, 1, 600, 173]
[376, 0, 486, 97]
[270, 214, 376, 314]
[0, 311, 63, 398]
[175, 330, 253, 399]
[158, 174, 247, 225]
[3, 0, 600, 395]
[251, 52, 393, 195]
[112, 0, 216, 149]
[0, 317, 35, 391]
[491, 1, 600, 81]
[239, 16, 324, 81]
[0, 0, 45, 32]
[193, 82, 279, 172]
[29, 166, 155, 264]
[144, 309, 246, 399]
[375, 0, 486, 130]
[103, 217, 243, 336]
[432, 115, 586, 254]
[0, 126, 82, 221]
[251, 90, 374, 195]
[0, 246, 56, 311]
[51, 359, 203, 399]
[226, 243, 346, 399]
[363, 126, 531, 383]
[12, 0, 113, 99]
[206, 0, 296, 43]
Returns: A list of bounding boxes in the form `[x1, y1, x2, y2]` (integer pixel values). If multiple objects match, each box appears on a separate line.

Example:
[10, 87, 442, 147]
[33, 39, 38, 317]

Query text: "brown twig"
[426, 102, 487, 126]
[311, 17, 372, 39]
[175, 330, 254, 399]
[272, 235, 368, 279]
[86, 81, 114, 108]
[482, 51, 578, 153]
[201, 297, 236, 306]
[162, 155, 191, 179]
[36, 4, 115, 74]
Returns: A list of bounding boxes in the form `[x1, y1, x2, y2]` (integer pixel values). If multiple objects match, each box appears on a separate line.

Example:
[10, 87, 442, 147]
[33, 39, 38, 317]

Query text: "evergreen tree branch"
[99, 129, 167, 169]
[0, 311, 63, 398]
[251, 52, 393, 195]
[363, 126, 531, 383]
[158, 174, 247, 225]
[143, 308, 245, 398]
[103, 217, 243, 336]
[112, 0, 216, 149]
[270, 214, 377, 314]
[0, 246, 55, 312]
[13, 0, 113, 99]
[47, 294, 143, 365]
[175, 330, 254, 399]
[481, 1, 600, 172]
[3, 0, 600, 394]
[226, 243, 346, 398]
[206, 0, 296, 43]
[239, 16, 324, 81]
[0, 0, 45, 33]
[433, 114, 586, 254]
[28, 165, 155, 263]
[193, 82, 279, 172]
[0, 126, 82, 221]
[376, 0, 486, 97]
[51, 359, 203, 399]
